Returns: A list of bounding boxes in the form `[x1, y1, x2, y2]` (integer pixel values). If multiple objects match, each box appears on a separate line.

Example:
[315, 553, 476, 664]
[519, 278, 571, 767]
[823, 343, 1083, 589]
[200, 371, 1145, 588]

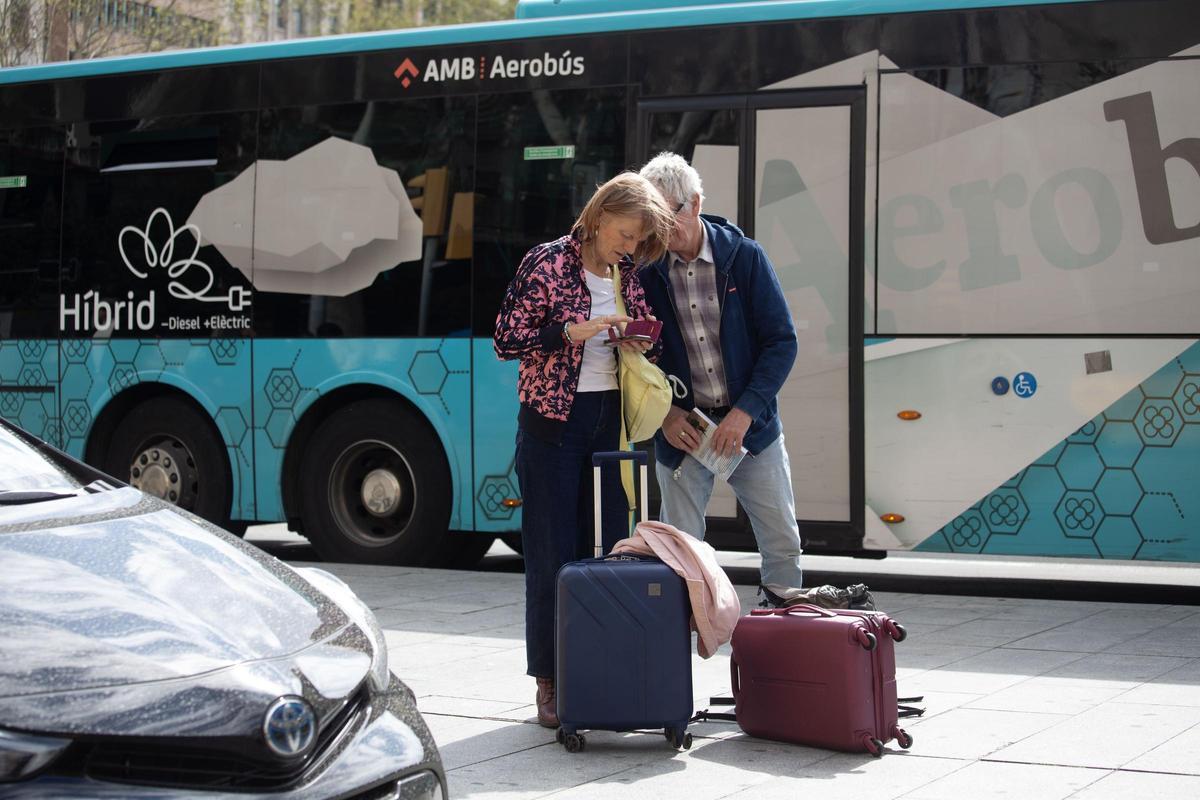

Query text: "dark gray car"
[0, 420, 446, 798]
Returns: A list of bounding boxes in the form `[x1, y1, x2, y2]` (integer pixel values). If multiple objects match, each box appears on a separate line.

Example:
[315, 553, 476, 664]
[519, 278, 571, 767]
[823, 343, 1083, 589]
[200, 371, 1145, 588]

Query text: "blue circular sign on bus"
[991, 376, 1009, 395]
[1013, 372, 1037, 398]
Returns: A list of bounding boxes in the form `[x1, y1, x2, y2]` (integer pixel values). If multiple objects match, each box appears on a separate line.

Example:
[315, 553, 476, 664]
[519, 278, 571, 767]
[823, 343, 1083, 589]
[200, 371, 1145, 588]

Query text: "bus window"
[472, 87, 627, 336]
[253, 97, 475, 339]
[0, 125, 62, 447]
[0, 126, 62, 341]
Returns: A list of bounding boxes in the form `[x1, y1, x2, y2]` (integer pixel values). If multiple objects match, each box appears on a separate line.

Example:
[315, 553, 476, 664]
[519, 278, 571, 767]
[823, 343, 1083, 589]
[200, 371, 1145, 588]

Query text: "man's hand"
[712, 408, 752, 458]
[660, 406, 698, 453]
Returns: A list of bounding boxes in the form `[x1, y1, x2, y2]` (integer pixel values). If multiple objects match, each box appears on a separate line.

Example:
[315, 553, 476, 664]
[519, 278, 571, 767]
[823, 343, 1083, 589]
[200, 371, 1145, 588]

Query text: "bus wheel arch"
[87, 387, 236, 530]
[283, 389, 489, 566]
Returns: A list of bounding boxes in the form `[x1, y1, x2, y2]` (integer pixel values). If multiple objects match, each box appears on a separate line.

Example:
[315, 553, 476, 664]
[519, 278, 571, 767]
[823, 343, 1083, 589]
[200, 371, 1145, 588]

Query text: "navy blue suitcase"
[554, 450, 694, 753]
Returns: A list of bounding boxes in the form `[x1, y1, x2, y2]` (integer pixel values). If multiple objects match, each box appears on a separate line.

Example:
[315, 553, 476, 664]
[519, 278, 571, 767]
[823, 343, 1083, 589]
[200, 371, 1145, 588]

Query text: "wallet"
[606, 318, 662, 345]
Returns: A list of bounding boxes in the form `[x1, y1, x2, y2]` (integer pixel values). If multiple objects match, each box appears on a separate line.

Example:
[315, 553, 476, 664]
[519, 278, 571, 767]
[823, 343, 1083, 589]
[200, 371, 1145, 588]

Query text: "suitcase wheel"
[555, 727, 565, 745]
[666, 728, 692, 750]
[856, 629, 878, 651]
[563, 732, 586, 753]
[896, 728, 914, 749]
[863, 735, 884, 757]
[890, 622, 908, 642]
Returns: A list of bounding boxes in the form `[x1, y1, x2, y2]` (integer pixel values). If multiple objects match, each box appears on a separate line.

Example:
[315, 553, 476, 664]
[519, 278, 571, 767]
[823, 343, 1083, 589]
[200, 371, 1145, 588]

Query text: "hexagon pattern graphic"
[409, 342, 468, 415]
[476, 459, 520, 521]
[922, 344, 1200, 560]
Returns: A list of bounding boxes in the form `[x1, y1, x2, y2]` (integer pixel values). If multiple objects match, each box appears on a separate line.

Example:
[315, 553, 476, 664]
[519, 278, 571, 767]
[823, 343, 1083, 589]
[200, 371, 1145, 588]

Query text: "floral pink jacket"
[493, 234, 653, 434]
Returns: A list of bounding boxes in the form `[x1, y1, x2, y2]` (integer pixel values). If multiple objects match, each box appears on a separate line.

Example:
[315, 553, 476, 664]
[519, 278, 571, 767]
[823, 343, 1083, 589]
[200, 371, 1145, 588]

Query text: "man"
[639, 152, 804, 607]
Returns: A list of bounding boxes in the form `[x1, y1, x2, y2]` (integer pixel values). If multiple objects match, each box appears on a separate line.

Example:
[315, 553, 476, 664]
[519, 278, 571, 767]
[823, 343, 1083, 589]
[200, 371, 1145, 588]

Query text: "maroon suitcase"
[729, 604, 912, 756]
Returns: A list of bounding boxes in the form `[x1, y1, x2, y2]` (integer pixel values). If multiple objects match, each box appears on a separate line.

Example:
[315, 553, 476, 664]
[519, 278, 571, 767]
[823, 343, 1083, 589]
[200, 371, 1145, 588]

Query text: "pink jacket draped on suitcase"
[612, 521, 741, 658]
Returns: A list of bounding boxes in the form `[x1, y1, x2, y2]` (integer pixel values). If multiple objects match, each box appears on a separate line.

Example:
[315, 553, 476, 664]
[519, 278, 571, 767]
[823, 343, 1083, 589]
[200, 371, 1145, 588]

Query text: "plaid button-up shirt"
[667, 228, 729, 409]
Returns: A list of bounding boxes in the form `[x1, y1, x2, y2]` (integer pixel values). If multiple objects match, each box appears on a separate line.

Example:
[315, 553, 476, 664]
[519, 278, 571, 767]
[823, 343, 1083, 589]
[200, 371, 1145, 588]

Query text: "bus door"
[638, 89, 866, 553]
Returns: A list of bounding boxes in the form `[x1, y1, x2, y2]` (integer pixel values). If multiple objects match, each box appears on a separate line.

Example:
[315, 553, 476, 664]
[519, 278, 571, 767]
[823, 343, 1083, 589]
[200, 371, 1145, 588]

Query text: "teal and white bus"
[2, 0, 1198, 565]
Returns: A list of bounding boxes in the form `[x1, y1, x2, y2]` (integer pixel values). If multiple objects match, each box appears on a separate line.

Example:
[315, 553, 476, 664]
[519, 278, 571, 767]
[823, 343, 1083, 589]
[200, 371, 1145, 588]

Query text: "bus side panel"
[866, 338, 1199, 562]
[60, 340, 257, 522]
[251, 338, 473, 531]
[916, 341, 1200, 562]
[470, 338, 521, 534]
[0, 341, 58, 446]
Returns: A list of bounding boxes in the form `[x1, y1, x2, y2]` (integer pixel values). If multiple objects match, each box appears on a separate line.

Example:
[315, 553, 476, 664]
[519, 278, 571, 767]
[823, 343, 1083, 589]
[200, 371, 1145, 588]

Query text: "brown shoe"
[535, 677, 558, 728]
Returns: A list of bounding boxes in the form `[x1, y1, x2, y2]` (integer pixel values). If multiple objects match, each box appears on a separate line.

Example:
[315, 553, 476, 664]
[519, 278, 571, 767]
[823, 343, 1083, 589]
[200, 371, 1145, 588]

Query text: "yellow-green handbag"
[611, 266, 672, 444]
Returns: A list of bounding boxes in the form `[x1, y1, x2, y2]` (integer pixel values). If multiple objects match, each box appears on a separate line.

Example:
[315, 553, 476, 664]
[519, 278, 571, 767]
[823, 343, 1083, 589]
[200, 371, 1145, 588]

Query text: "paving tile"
[1103, 618, 1200, 658]
[901, 708, 1071, 759]
[965, 677, 1129, 716]
[895, 690, 984, 719]
[547, 735, 832, 800]
[900, 648, 1087, 695]
[417, 695, 532, 720]
[991, 703, 1200, 769]
[1009, 611, 1185, 653]
[917, 617, 1064, 648]
[898, 760, 1104, 800]
[719, 751, 966, 800]
[1066, 769, 1200, 799]
[896, 643, 993, 674]
[1122, 722, 1200, 774]
[1115, 660, 1200, 706]
[444, 728, 711, 799]
[424, 715, 554, 772]
[1040, 653, 1194, 688]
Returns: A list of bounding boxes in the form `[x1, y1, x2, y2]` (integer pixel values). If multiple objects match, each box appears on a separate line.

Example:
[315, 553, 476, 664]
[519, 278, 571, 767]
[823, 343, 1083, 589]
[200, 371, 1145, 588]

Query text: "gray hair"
[639, 151, 704, 212]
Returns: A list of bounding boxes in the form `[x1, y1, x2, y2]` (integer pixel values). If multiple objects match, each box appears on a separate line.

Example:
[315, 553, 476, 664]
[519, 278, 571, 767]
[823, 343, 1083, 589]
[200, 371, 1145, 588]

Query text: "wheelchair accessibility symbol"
[1013, 372, 1037, 398]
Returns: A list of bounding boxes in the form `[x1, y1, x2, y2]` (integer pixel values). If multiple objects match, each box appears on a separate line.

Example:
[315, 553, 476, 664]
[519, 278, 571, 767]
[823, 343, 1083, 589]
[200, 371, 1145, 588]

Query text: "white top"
[576, 270, 619, 392]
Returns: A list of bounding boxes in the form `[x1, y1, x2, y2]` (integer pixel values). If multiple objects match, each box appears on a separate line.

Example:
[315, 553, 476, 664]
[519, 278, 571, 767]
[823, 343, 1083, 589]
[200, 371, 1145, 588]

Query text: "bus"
[1, 0, 1197, 566]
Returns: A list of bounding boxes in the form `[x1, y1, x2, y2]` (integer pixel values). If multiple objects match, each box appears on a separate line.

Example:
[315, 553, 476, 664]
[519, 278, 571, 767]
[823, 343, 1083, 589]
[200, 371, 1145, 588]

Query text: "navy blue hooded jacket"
[639, 214, 798, 471]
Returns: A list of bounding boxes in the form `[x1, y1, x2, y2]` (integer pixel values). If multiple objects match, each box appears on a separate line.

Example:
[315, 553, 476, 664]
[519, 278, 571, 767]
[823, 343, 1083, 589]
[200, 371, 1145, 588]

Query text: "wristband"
[562, 323, 574, 346]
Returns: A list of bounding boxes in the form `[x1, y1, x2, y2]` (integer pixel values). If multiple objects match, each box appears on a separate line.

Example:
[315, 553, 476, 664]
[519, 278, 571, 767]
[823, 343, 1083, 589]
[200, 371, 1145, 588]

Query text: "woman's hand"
[567, 315, 630, 342]
[616, 313, 655, 353]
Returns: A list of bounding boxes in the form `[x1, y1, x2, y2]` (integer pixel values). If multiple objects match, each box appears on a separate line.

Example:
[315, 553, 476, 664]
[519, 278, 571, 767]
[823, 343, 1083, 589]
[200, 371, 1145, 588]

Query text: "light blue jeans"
[656, 434, 804, 593]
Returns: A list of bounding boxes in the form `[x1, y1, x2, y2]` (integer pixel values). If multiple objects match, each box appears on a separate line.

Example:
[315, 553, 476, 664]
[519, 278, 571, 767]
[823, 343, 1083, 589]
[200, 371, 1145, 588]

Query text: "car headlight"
[296, 568, 391, 692]
[0, 729, 71, 782]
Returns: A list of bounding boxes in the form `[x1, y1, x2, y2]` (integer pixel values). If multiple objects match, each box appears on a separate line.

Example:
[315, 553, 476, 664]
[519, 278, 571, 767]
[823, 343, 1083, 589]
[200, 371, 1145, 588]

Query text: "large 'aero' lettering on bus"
[1104, 91, 1200, 246]
[879, 90, 1199, 293]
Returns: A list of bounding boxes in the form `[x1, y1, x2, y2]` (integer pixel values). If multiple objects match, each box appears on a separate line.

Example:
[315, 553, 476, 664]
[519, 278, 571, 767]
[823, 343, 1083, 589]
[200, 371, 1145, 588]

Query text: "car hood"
[0, 489, 372, 736]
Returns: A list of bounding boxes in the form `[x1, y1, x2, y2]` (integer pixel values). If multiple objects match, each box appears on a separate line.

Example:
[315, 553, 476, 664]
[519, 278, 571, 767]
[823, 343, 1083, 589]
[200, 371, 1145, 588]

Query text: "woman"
[494, 172, 674, 728]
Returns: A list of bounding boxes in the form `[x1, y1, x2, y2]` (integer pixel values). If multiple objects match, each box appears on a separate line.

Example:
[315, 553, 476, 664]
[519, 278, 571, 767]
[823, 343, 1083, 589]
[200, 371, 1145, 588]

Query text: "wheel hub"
[130, 446, 181, 504]
[361, 468, 403, 517]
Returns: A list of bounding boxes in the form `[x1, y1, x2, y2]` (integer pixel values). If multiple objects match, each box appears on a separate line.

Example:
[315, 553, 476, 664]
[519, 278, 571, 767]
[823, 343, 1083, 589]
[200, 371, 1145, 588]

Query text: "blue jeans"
[656, 433, 804, 593]
[514, 390, 626, 679]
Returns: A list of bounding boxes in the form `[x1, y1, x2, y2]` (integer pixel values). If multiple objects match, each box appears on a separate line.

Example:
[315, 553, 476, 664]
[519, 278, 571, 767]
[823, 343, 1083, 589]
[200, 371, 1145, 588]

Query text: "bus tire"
[104, 396, 232, 527]
[299, 399, 451, 565]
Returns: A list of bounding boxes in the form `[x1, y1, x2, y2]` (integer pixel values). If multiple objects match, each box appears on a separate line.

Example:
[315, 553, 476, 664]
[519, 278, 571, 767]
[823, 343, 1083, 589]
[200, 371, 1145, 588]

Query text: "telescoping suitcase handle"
[591, 450, 649, 557]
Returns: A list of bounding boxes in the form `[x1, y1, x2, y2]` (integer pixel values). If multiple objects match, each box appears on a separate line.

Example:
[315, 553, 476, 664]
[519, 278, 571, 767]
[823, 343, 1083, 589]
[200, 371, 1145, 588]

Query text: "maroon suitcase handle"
[750, 603, 837, 618]
[750, 604, 878, 650]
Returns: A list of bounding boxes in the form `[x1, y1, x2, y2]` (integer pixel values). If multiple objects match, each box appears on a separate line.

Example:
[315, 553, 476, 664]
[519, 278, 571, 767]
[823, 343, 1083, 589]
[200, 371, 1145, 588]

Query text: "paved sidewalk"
[305, 561, 1200, 800]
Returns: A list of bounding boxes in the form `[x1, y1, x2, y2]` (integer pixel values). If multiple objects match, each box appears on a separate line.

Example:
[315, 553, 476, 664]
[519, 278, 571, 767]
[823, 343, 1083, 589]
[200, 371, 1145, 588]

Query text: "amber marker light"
[501, 498, 523, 508]
[880, 513, 905, 524]
[897, 410, 922, 421]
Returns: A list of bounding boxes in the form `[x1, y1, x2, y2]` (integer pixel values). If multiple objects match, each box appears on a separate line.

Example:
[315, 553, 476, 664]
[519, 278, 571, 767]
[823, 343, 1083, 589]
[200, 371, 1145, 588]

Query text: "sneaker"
[757, 585, 806, 609]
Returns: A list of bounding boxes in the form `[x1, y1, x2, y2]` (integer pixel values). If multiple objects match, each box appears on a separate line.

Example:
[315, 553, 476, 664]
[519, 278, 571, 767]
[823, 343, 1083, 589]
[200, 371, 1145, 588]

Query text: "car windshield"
[0, 426, 81, 497]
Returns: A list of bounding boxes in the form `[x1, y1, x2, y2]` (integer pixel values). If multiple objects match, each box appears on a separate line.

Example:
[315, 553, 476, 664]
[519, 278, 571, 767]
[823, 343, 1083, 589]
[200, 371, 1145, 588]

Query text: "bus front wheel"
[298, 399, 451, 565]
[104, 397, 233, 529]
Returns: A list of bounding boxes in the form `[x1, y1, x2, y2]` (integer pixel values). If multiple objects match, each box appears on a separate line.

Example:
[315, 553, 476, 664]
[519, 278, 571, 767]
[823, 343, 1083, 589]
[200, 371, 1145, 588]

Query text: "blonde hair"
[572, 172, 675, 265]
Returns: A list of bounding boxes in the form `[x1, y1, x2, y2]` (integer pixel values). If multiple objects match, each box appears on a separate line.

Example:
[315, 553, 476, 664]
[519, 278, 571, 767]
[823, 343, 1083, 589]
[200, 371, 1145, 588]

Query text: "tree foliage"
[2, 0, 518, 65]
